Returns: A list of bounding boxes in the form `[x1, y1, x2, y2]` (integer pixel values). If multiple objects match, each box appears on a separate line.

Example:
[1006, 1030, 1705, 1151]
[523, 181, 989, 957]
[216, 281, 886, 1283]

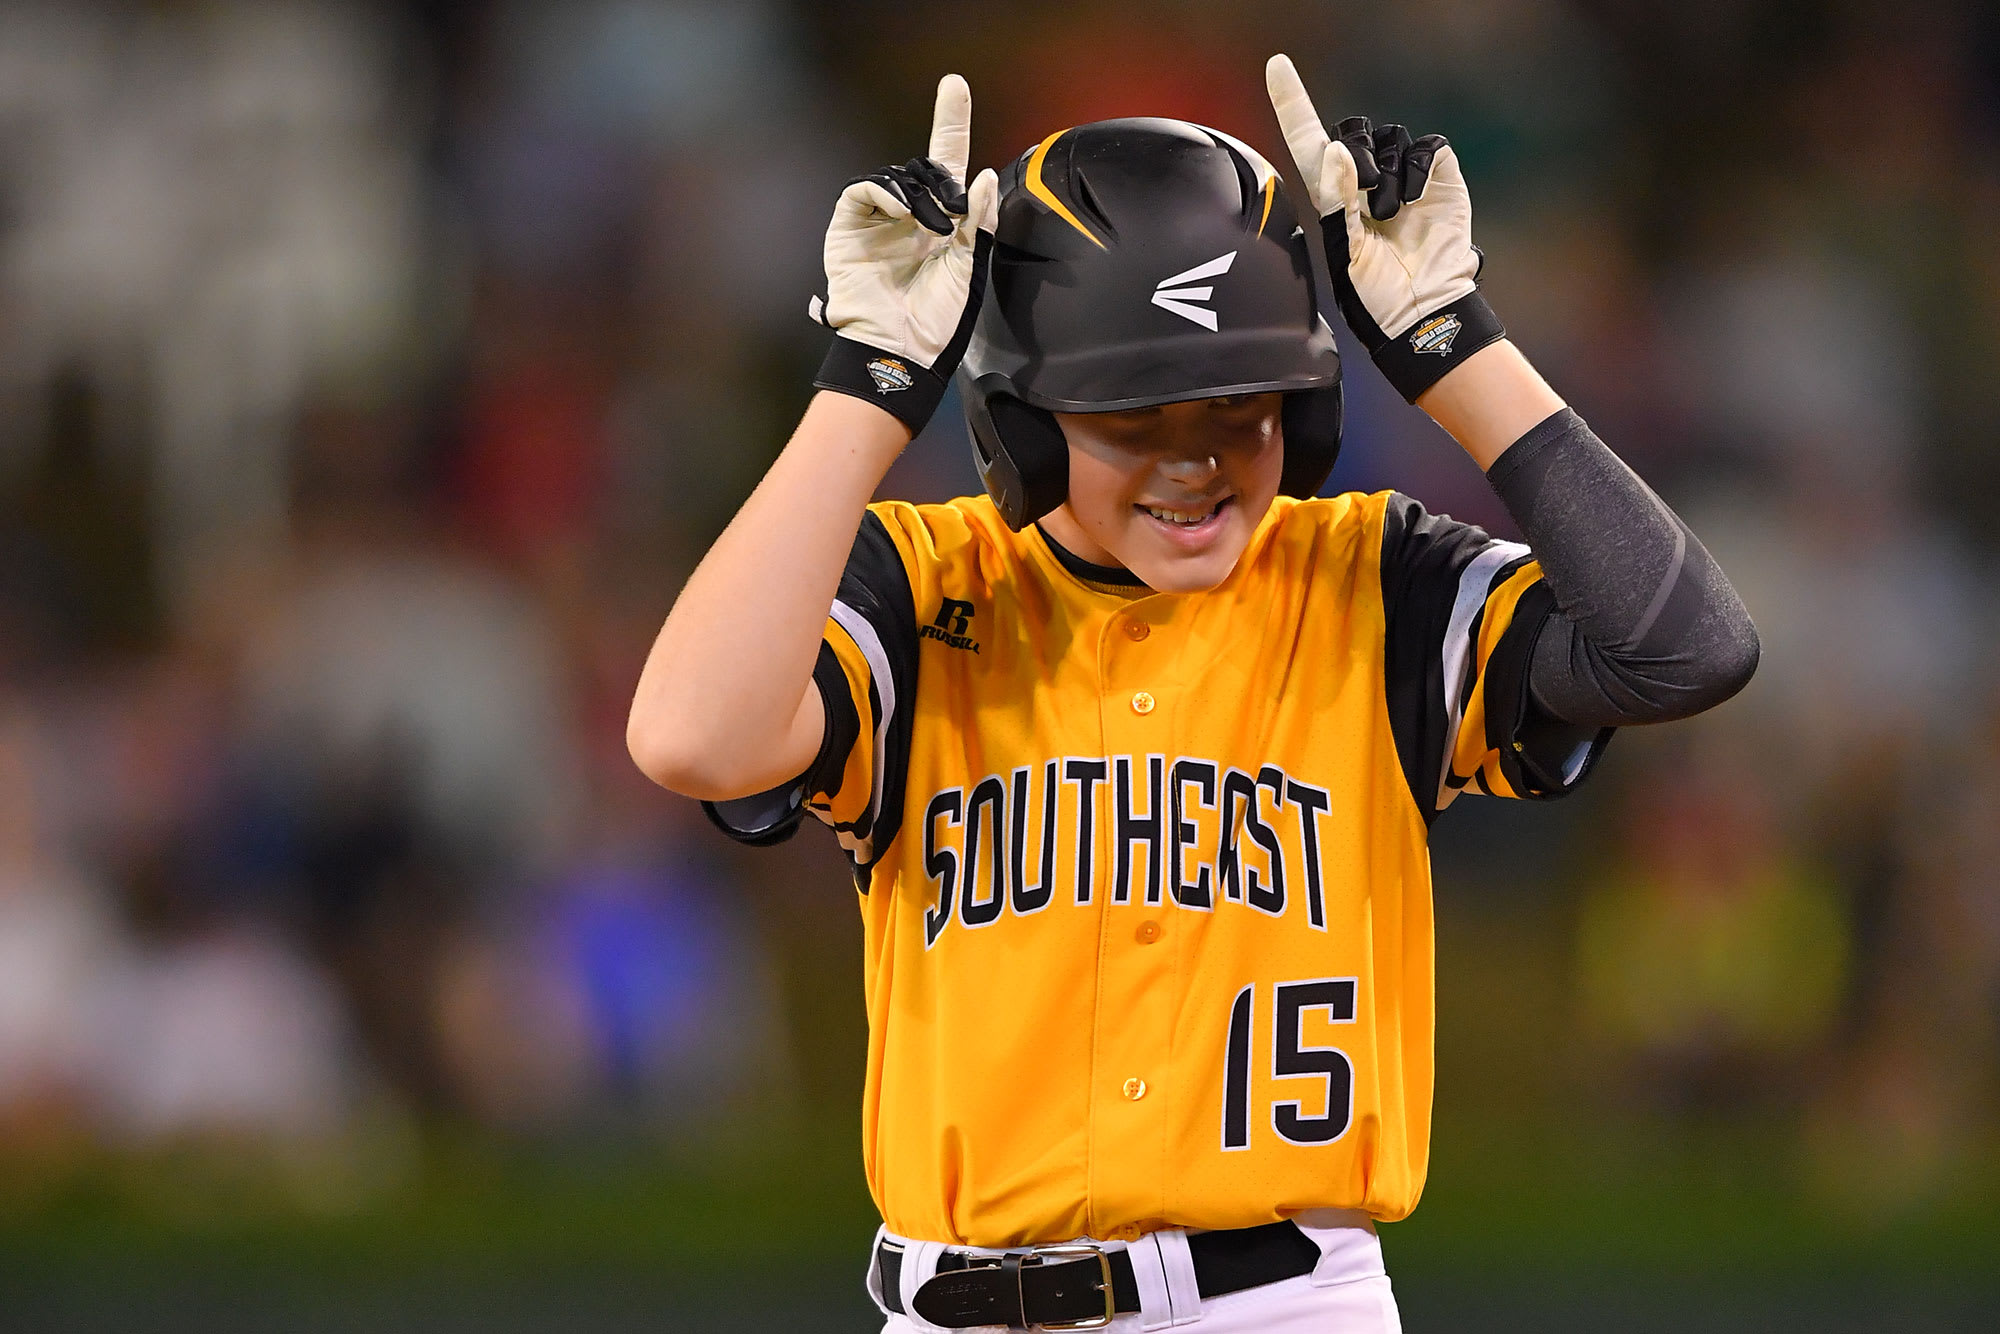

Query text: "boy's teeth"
[1148, 504, 1213, 525]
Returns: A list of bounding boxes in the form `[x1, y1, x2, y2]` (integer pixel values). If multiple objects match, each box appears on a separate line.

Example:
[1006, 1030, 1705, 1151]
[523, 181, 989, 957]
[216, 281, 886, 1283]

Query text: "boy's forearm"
[628, 392, 907, 797]
[1414, 339, 1566, 470]
[1419, 340, 1757, 728]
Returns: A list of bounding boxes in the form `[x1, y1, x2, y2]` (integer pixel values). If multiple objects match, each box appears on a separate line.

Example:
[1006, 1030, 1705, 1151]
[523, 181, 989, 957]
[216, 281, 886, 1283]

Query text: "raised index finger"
[928, 73, 972, 182]
[1265, 54, 1332, 173]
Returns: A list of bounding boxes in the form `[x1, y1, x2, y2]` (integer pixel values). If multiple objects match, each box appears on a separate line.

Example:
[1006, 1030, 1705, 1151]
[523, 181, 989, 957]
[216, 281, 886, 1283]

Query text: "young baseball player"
[631, 58, 1757, 1333]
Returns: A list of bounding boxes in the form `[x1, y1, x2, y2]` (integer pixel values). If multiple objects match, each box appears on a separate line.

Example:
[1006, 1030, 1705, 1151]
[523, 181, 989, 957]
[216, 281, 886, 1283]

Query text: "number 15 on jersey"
[1223, 978, 1358, 1151]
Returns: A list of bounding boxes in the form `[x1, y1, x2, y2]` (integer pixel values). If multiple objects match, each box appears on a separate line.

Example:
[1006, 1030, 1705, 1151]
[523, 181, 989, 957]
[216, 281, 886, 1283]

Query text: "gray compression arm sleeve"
[1484, 408, 1759, 728]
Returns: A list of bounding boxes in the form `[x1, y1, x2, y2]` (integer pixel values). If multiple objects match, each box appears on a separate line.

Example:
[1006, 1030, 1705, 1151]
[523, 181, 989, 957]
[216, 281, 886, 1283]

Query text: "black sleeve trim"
[829, 511, 919, 873]
[805, 641, 861, 799]
[1380, 492, 1507, 825]
[1483, 582, 1615, 799]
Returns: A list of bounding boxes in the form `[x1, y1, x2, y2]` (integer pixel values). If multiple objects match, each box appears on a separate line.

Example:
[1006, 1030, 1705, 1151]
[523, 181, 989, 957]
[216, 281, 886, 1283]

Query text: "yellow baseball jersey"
[709, 490, 1608, 1248]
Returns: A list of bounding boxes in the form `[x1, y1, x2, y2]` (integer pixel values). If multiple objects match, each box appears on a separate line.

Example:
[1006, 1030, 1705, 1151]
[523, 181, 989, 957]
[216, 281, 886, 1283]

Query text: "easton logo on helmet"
[1151, 251, 1238, 331]
[867, 357, 915, 393]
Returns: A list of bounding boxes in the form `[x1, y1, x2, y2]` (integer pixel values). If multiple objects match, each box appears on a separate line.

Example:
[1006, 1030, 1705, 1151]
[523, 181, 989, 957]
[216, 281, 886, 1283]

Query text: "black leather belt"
[877, 1220, 1321, 1330]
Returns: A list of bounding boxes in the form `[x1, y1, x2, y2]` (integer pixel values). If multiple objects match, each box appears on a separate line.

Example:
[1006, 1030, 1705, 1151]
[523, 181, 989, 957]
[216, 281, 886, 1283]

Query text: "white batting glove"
[1266, 54, 1505, 402]
[810, 74, 1000, 435]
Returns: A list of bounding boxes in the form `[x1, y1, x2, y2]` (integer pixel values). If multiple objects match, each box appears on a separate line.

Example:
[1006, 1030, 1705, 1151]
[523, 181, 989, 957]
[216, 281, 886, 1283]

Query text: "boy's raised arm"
[1269, 54, 1756, 745]
[628, 76, 998, 800]
[628, 393, 906, 800]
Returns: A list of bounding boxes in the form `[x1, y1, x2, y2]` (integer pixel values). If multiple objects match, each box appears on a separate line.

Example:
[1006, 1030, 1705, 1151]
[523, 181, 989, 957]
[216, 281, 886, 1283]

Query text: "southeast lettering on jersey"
[920, 755, 1334, 947]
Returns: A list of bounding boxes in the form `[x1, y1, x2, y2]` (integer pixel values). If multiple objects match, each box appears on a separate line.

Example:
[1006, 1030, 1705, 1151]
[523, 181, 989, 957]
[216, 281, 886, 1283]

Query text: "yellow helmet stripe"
[1025, 129, 1107, 250]
[1256, 175, 1276, 237]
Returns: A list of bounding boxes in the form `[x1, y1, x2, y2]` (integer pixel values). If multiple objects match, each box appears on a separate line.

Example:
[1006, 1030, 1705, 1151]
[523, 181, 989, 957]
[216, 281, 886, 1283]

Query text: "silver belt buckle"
[1024, 1243, 1114, 1331]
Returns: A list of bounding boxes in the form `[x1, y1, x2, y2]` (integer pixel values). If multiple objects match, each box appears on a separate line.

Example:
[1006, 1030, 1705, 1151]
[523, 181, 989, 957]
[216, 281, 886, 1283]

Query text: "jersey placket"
[1085, 596, 1182, 1237]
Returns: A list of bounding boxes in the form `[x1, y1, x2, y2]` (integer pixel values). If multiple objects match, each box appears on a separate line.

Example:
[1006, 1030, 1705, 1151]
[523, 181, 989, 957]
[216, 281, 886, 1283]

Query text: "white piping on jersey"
[830, 599, 895, 863]
[1435, 541, 1530, 809]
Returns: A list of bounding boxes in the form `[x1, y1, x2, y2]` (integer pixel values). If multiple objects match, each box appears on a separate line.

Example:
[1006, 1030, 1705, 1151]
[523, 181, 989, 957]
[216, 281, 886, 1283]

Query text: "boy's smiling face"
[1040, 393, 1285, 594]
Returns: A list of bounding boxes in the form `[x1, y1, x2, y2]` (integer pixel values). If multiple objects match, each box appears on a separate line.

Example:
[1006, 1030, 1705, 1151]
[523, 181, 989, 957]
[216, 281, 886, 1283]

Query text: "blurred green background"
[0, 0, 1996, 1329]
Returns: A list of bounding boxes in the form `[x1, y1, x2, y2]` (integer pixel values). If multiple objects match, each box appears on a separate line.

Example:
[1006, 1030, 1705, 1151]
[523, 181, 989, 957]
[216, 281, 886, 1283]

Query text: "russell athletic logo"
[921, 598, 980, 652]
[1151, 251, 1237, 330]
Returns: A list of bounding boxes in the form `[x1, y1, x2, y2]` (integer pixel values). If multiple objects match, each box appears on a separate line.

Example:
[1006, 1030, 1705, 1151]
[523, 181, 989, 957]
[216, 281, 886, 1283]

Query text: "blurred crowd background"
[0, 1, 1996, 1329]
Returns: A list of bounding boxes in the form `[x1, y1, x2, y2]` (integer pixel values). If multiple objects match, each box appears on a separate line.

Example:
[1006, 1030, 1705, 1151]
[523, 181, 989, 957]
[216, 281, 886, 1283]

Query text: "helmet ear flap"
[966, 379, 1070, 530]
[1278, 383, 1344, 500]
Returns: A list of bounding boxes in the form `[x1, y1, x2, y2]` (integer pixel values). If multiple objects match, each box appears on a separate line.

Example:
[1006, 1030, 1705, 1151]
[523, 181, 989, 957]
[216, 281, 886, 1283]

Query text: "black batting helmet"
[958, 117, 1343, 530]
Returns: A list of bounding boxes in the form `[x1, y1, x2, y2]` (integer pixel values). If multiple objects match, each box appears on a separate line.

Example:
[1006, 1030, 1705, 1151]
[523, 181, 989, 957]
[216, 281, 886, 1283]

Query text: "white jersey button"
[1131, 690, 1156, 715]
[1121, 1077, 1148, 1101]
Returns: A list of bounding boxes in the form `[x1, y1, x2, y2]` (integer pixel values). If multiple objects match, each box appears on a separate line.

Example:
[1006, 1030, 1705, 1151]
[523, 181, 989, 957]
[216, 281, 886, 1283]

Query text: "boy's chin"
[1125, 544, 1246, 594]
[1113, 494, 1270, 593]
